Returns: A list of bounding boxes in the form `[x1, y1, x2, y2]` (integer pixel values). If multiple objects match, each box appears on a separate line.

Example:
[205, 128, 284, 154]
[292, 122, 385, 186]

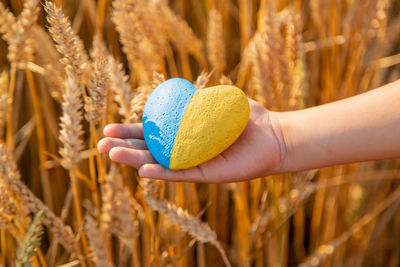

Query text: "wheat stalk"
[84, 215, 113, 267]
[30, 25, 65, 102]
[236, 32, 257, 89]
[0, 71, 9, 136]
[101, 164, 140, 246]
[128, 72, 163, 123]
[141, 180, 232, 267]
[0, 144, 79, 255]
[108, 56, 133, 123]
[159, 1, 205, 65]
[0, 3, 15, 35]
[15, 210, 44, 267]
[151, 72, 166, 89]
[111, 0, 161, 83]
[219, 74, 233, 85]
[45, 1, 89, 80]
[111, 0, 141, 74]
[58, 72, 90, 259]
[59, 72, 84, 170]
[194, 70, 212, 89]
[249, 182, 317, 241]
[284, 10, 306, 109]
[0, 0, 39, 69]
[0, 186, 18, 230]
[4, 179, 79, 255]
[299, 185, 400, 267]
[0, 1, 398, 266]
[85, 57, 109, 124]
[207, 9, 226, 76]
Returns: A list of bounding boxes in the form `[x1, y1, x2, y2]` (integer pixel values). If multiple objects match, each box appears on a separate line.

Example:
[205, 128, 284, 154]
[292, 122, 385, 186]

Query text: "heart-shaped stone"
[143, 78, 249, 170]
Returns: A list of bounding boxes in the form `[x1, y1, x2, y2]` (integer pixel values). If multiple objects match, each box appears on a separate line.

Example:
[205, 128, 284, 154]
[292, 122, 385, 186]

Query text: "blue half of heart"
[142, 78, 197, 168]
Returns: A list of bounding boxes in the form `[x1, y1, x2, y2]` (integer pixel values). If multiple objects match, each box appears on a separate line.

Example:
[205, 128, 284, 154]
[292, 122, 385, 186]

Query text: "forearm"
[275, 79, 400, 173]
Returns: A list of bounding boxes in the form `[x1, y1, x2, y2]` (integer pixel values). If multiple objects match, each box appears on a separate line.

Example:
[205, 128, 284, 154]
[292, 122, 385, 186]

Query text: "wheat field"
[0, 0, 399, 266]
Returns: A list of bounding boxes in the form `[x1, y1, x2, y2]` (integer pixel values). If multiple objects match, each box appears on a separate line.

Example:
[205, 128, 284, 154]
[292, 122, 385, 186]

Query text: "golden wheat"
[0, 1, 398, 266]
[45, 1, 89, 81]
[207, 9, 226, 76]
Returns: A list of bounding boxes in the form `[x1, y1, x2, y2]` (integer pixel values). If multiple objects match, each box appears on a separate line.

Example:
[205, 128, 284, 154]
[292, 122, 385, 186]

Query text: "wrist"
[268, 111, 290, 174]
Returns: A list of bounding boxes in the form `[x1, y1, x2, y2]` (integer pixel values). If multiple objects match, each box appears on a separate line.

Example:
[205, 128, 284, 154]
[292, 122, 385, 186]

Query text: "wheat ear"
[0, 144, 79, 255]
[141, 180, 232, 267]
[85, 57, 109, 124]
[15, 210, 44, 267]
[207, 9, 226, 76]
[84, 215, 113, 267]
[101, 164, 140, 246]
[45, 1, 89, 81]
[59, 72, 84, 170]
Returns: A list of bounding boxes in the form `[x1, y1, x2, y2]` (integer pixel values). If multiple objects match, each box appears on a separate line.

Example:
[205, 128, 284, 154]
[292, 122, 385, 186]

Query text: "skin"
[98, 79, 400, 183]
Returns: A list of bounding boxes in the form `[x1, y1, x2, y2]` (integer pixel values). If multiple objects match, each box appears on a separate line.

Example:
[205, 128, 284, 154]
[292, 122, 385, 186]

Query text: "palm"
[98, 99, 283, 183]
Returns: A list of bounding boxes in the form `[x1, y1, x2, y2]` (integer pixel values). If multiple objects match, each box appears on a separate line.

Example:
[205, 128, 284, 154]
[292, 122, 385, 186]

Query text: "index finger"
[103, 123, 144, 139]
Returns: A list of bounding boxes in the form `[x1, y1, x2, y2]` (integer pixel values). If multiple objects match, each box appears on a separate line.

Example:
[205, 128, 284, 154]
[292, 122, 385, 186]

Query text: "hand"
[97, 99, 285, 183]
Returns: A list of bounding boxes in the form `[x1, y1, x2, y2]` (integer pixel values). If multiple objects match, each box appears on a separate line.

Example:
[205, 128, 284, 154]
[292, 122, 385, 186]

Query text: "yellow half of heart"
[169, 85, 250, 170]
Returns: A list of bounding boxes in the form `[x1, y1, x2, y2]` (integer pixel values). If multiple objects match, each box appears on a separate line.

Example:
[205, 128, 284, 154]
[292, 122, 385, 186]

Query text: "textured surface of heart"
[143, 78, 250, 170]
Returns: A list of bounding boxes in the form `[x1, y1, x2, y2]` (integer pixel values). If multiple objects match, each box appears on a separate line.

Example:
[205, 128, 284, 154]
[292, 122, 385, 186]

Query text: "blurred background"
[0, 0, 399, 266]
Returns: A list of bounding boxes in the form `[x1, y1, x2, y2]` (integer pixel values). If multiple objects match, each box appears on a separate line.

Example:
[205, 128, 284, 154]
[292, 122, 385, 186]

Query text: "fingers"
[124, 139, 148, 149]
[103, 123, 144, 139]
[97, 137, 147, 153]
[109, 147, 156, 168]
[139, 164, 211, 183]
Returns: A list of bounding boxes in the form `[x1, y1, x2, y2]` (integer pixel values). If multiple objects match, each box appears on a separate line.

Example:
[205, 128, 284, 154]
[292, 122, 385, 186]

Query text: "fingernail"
[109, 147, 119, 161]
[103, 124, 111, 135]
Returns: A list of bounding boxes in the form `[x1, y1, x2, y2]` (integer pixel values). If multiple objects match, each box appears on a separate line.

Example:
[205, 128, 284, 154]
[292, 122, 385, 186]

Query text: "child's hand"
[97, 99, 285, 183]
[98, 80, 400, 182]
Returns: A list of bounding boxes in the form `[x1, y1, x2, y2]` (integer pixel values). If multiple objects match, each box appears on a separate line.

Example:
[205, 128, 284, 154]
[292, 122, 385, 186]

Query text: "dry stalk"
[30, 25, 65, 102]
[0, 0, 39, 69]
[58, 73, 90, 261]
[0, 186, 18, 232]
[0, 144, 79, 255]
[256, 5, 290, 108]
[219, 74, 233, 85]
[59, 73, 84, 170]
[0, 71, 9, 138]
[108, 56, 133, 123]
[298, 185, 400, 267]
[14, 118, 36, 161]
[0, 1, 398, 266]
[133, 1, 166, 76]
[284, 10, 306, 109]
[383, 15, 400, 53]
[236, 33, 257, 89]
[101, 164, 140, 247]
[90, 34, 109, 61]
[194, 70, 213, 89]
[159, 0, 205, 65]
[309, 0, 332, 34]
[249, 182, 317, 240]
[112, 0, 162, 83]
[207, 9, 226, 76]
[128, 85, 152, 123]
[85, 57, 109, 124]
[151, 72, 165, 89]
[15, 210, 44, 267]
[1, 0, 39, 152]
[250, 34, 269, 106]
[141, 180, 232, 267]
[84, 215, 113, 267]
[128, 72, 164, 123]
[111, 0, 141, 76]
[0, 3, 15, 35]
[45, 1, 89, 81]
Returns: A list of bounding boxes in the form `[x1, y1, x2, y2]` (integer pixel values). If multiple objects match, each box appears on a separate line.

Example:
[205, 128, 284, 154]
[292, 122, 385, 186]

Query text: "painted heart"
[142, 78, 250, 170]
